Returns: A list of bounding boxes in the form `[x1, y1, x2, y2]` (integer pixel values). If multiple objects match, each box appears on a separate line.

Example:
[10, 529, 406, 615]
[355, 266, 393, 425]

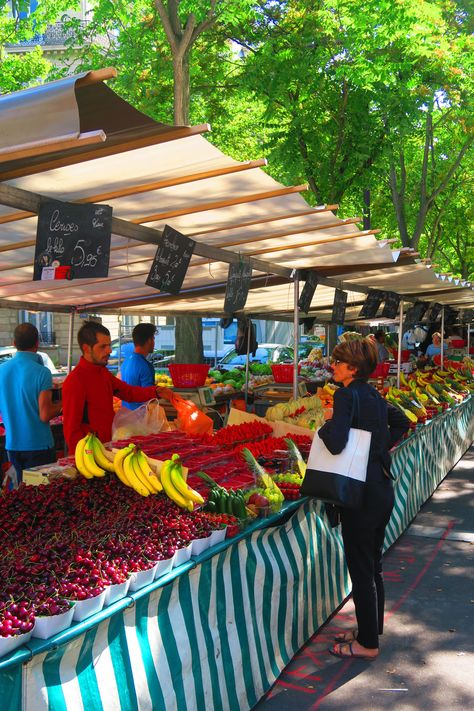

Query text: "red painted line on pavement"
[386, 519, 456, 618]
[306, 519, 456, 710]
[307, 660, 353, 710]
[275, 679, 321, 694]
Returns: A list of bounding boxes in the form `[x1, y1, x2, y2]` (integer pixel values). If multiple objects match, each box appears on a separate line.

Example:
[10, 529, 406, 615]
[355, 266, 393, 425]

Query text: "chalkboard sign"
[331, 289, 347, 325]
[146, 225, 195, 294]
[404, 300, 429, 328]
[460, 308, 473, 323]
[298, 272, 319, 313]
[358, 289, 384, 319]
[33, 200, 112, 280]
[444, 307, 458, 326]
[425, 302, 442, 324]
[224, 260, 252, 313]
[381, 291, 401, 319]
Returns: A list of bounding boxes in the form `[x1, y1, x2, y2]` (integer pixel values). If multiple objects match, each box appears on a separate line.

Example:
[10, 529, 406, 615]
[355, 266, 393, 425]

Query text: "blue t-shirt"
[0, 351, 54, 451]
[120, 352, 155, 410]
[425, 343, 447, 358]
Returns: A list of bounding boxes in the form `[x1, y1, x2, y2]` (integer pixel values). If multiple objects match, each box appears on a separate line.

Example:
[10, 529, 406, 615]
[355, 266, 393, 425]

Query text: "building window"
[19, 310, 55, 345]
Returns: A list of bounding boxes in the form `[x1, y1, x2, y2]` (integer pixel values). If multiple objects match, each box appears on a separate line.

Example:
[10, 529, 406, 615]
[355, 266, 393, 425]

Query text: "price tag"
[146, 225, 195, 294]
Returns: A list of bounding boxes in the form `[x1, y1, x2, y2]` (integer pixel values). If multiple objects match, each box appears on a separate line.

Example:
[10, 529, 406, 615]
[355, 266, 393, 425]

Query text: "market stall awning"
[0, 70, 472, 316]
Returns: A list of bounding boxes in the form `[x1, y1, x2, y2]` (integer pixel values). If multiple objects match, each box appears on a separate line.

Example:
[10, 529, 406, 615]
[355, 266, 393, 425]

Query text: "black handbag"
[300, 391, 371, 509]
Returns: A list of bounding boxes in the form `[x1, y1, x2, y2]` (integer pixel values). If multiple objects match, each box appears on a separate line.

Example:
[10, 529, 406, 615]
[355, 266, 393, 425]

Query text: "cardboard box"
[23, 463, 78, 486]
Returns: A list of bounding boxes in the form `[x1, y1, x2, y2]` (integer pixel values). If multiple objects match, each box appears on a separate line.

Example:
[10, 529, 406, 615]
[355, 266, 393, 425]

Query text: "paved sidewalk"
[255, 446, 474, 711]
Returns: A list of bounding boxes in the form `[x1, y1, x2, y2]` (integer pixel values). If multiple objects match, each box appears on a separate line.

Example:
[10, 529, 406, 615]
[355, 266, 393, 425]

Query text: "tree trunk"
[154, 0, 217, 364]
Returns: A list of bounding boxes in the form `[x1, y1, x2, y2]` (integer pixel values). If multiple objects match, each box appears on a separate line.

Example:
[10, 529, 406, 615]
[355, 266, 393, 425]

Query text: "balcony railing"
[6, 21, 88, 47]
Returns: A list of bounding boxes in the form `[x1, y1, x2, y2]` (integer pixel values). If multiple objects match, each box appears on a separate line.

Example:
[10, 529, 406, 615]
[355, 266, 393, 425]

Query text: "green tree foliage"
[0, 0, 76, 93]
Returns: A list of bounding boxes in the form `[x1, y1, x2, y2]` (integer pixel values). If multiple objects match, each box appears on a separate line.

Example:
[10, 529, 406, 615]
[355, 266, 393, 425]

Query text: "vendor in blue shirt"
[120, 323, 156, 410]
[0, 323, 62, 485]
[425, 331, 447, 360]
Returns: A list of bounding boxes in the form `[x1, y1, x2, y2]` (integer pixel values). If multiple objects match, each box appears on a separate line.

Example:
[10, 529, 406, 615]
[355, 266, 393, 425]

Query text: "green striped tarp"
[1, 395, 472, 710]
[22, 500, 349, 711]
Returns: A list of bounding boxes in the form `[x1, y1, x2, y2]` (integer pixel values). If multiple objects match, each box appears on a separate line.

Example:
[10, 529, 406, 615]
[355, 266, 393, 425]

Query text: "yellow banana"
[161, 458, 193, 511]
[82, 434, 106, 477]
[169, 457, 204, 506]
[123, 451, 150, 496]
[129, 451, 155, 494]
[90, 434, 116, 473]
[114, 444, 135, 487]
[75, 435, 93, 479]
[136, 449, 163, 492]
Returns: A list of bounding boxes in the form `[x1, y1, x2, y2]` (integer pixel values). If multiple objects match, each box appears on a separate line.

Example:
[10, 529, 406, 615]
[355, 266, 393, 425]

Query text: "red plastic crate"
[369, 362, 391, 379]
[168, 363, 210, 388]
[271, 364, 300, 383]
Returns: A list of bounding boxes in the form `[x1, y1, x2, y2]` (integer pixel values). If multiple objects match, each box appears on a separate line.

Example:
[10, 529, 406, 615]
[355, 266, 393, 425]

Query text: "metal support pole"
[293, 273, 300, 400]
[325, 322, 330, 362]
[397, 301, 404, 388]
[440, 307, 445, 369]
[66, 309, 75, 374]
[467, 322, 471, 358]
[117, 314, 122, 370]
[214, 323, 218, 367]
[244, 317, 251, 410]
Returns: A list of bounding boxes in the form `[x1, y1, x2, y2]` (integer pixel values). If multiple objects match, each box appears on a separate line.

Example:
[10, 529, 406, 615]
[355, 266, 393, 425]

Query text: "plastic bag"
[112, 399, 169, 440]
[158, 388, 213, 435]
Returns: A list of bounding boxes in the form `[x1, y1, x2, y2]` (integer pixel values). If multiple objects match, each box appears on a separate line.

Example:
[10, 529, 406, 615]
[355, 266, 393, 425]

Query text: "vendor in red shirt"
[63, 320, 159, 453]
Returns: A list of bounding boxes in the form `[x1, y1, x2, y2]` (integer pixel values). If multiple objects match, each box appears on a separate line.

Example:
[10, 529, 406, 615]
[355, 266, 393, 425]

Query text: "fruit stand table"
[0, 395, 472, 711]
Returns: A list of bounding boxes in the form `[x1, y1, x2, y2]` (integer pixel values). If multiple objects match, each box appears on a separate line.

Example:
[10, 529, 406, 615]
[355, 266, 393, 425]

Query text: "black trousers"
[340, 479, 394, 649]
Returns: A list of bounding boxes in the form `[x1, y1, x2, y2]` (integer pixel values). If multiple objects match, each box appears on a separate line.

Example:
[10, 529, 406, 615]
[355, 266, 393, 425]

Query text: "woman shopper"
[318, 337, 409, 660]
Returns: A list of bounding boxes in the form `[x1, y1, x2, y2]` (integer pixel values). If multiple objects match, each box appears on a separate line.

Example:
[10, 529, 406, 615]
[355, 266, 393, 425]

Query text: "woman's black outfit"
[318, 379, 409, 648]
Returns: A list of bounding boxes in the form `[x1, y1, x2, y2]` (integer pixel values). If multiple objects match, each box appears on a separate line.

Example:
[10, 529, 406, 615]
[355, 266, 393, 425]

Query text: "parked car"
[217, 343, 294, 370]
[0, 347, 60, 374]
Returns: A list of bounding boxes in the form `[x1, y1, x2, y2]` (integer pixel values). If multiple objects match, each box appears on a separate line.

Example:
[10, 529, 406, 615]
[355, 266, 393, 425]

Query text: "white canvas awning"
[1, 69, 472, 318]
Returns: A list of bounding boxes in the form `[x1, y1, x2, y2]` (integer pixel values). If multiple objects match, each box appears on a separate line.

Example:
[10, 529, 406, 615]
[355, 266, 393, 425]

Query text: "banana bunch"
[160, 453, 204, 511]
[75, 432, 115, 479]
[113, 444, 163, 497]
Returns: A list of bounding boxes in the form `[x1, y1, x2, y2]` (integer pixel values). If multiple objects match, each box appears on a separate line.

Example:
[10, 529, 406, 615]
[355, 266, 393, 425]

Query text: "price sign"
[404, 301, 429, 328]
[224, 260, 252, 313]
[331, 289, 347, 325]
[358, 289, 384, 319]
[146, 225, 195, 294]
[298, 272, 319, 313]
[425, 302, 442, 324]
[381, 291, 401, 319]
[34, 200, 112, 280]
[444, 307, 458, 326]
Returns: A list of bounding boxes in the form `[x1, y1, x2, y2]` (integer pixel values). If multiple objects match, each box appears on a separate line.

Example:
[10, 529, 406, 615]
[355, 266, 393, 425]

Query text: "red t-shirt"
[63, 357, 156, 452]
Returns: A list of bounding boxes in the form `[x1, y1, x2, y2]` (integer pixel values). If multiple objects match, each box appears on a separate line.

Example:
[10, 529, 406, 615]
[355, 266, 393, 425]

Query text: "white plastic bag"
[112, 399, 169, 440]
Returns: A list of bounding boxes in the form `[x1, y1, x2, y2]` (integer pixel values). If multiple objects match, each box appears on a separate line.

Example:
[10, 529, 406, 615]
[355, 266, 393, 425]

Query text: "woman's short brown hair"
[331, 337, 378, 380]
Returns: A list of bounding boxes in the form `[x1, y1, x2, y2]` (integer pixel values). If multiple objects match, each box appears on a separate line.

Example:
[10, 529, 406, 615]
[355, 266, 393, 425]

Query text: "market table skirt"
[1, 395, 472, 711]
[1, 500, 349, 711]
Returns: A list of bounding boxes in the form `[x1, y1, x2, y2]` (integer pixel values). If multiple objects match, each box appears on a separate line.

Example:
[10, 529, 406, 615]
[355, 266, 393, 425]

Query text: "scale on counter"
[253, 380, 308, 400]
[172, 386, 216, 407]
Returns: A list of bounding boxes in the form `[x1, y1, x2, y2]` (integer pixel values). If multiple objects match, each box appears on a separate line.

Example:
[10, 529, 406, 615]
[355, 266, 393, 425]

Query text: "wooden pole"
[397, 301, 403, 389]
[293, 273, 299, 400]
[134, 184, 309, 223]
[0, 159, 268, 225]
[0, 130, 106, 164]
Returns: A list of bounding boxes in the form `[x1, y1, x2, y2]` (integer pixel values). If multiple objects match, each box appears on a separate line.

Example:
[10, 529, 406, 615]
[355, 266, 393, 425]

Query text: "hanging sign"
[331, 289, 347, 325]
[425, 302, 442, 324]
[33, 200, 112, 280]
[381, 291, 401, 319]
[443, 307, 458, 326]
[460, 308, 473, 323]
[298, 272, 319, 313]
[146, 225, 195, 294]
[358, 289, 384, 319]
[224, 260, 252, 313]
[404, 300, 429, 328]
